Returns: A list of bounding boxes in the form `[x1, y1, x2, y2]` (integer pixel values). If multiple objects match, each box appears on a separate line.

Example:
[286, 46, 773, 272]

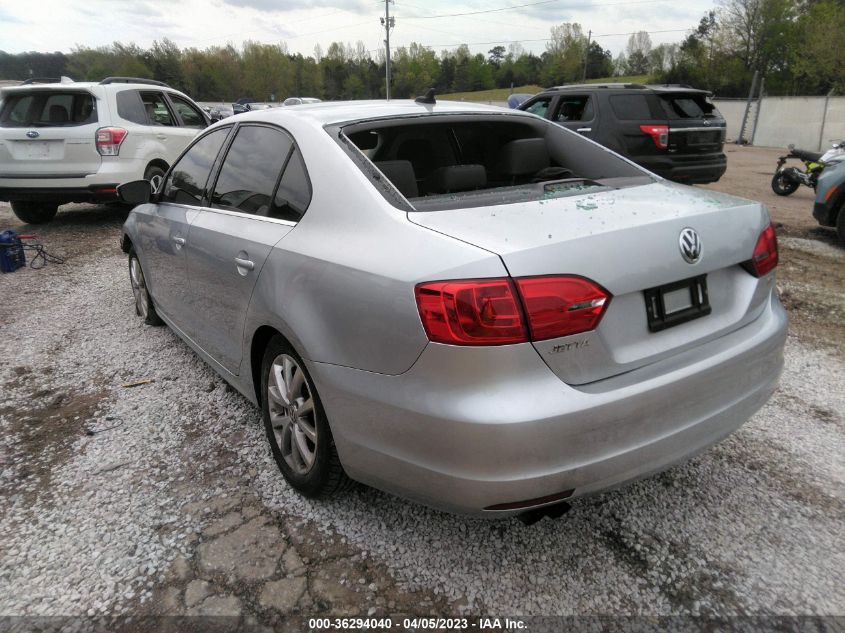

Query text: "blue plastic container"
[0, 229, 26, 273]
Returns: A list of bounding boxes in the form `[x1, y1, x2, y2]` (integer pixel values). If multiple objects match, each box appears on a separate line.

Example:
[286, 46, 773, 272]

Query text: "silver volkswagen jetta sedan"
[119, 100, 787, 517]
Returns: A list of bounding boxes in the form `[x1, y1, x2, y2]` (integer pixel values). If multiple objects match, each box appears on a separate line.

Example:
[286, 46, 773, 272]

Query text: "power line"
[407, 28, 689, 50]
[401, 0, 669, 20]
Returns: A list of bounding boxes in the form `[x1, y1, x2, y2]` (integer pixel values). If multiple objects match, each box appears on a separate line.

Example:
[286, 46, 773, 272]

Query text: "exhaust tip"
[517, 501, 572, 526]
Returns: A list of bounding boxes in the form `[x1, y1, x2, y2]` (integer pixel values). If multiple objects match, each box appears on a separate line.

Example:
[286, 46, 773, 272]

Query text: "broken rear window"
[659, 93, 719, 119]
[334, 114, 652, 211]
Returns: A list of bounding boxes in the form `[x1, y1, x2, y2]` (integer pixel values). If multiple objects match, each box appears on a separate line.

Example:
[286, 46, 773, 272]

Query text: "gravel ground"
[0, 161, 844, 620]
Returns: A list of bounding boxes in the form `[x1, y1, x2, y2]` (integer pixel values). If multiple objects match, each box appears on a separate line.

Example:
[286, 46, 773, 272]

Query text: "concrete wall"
[712, 100, 746, 141]
[714, 95, 845, 151]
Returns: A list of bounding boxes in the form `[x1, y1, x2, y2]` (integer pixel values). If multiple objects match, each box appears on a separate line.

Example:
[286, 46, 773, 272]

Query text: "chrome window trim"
[669, 127, 726, 133]
[197, 204, 298, 227]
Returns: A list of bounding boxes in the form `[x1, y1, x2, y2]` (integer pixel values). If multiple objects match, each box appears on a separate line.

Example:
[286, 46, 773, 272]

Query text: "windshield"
[335, 114, 652, 211]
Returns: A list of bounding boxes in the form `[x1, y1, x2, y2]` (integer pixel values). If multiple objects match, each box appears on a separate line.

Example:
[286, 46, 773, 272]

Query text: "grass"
[439, 85, 543, 102]
[439, 76, 653, 102]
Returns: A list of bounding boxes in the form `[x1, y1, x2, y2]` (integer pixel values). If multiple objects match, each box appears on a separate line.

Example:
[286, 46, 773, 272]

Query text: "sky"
[0, 0, 717, 59]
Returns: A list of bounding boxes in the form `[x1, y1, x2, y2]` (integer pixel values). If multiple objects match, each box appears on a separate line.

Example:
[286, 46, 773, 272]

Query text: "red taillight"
[415, 275, 610, 346]
[640, 124, 669, 150]
[515, 275, 610, 341]
[95, 127, 128, 156]
[415, 278, 527, 345]
[746, 223, 779, 277]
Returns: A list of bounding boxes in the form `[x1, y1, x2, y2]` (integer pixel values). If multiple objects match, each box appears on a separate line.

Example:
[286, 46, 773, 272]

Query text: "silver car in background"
[119, 100, 787, 518]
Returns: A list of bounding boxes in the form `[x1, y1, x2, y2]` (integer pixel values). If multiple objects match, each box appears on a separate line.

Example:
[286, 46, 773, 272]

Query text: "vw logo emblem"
[26, 130, 40, 138]
[679, 228, 702, 264]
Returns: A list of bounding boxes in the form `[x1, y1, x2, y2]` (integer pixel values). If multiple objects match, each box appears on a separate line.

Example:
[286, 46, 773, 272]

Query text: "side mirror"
[118, 179, 153, 205]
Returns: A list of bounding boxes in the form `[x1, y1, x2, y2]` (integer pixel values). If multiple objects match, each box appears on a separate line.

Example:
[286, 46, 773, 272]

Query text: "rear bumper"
[0, 184, 120, 204]
[311, 292, 787, 516]
[639, 153, 727, 184]
[0, 157, 146, 204]
[813, 201, 834, 226]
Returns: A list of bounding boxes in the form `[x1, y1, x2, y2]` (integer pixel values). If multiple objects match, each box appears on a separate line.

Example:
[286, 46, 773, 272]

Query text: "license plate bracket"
[644, 275, 710, 332]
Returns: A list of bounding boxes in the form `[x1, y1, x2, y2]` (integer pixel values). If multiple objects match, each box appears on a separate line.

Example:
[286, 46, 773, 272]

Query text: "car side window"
[169, 95, 206, 128]
[116, 90, 148, 125]
[160, 128, 230, 205]
[210, 126, 292, 216]
[554, 96, 593, 122]
[609, 94, 653, 120]
[140, 91, 175, 126]
[523, 97, 551, 118]
[273, 147, 312, 222]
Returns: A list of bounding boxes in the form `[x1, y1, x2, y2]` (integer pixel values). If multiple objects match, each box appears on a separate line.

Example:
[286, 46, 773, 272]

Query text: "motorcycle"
[771, 140, 845, 196]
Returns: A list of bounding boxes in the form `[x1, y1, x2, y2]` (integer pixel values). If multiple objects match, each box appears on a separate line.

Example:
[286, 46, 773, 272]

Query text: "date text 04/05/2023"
[308, 617, 528, 630]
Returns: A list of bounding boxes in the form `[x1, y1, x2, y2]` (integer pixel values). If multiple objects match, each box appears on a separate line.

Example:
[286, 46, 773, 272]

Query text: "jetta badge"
[679, 228, 702, 264]
[26, 130, 39, 138]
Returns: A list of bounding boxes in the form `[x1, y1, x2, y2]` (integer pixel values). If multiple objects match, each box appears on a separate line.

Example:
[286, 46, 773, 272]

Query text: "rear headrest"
[48, 105, 69, 123]
[495, 138, 550, 176]
[375, 160, 418, 198]
[424, 164, 486, 194]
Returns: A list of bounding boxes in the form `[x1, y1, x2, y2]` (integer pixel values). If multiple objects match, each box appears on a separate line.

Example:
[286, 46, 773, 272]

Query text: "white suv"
[0, 76, 210, 224]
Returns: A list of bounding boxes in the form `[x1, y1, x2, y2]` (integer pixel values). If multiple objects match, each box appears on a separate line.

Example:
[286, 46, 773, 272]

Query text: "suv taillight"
[745, 223, 779, 277]
[640, 124, 669, 150]
[95, 127, 128, 156]
[415, 275, 610, 346]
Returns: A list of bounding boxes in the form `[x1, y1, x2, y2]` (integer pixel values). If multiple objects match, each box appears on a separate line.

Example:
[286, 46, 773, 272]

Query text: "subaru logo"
[679, 228, 702, 264]
[26, 130, 39, 138]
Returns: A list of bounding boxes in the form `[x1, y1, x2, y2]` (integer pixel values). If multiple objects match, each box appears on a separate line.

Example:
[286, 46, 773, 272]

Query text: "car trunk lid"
[408, 181, 772, 385]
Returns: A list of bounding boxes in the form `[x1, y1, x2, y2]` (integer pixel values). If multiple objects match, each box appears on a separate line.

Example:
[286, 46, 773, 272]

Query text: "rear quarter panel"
[241, 114, 508, 376]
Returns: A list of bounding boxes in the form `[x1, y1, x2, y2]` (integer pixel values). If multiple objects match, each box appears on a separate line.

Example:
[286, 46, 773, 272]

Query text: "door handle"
[234, 257, 254, 271]
[172, 236, 186, 246]
[577, 127, 592, 133]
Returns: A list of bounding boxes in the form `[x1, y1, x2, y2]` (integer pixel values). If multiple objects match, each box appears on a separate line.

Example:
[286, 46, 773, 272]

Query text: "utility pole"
[582, 30, 591, 81]
[380, 0, 395, 100]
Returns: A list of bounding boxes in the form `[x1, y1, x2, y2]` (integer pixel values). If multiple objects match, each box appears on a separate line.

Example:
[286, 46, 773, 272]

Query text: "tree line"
[0, 0, 841, 102]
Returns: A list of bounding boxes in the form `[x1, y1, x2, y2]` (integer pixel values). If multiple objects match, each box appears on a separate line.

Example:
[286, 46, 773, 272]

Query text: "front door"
[139, 126, 230, 323]
[552, 94, 597, 140]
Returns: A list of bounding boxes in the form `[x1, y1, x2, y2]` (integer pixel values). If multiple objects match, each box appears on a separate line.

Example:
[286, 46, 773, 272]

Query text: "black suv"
[518, 83, 727, 184]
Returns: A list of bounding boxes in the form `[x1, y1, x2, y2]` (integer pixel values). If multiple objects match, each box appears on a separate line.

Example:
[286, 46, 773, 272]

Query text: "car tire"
[128, 248, 164, 326]
[144, 165, 167, 194]
[771, 172, 799, 196]
[261, 335, 353, 498]
[11, 201, 59, 224]
[837, 206, 845, 243]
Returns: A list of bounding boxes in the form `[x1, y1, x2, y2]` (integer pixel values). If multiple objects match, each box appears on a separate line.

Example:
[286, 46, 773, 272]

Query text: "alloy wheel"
[129, 257, 149, 319]
[267, 353, 318, 475]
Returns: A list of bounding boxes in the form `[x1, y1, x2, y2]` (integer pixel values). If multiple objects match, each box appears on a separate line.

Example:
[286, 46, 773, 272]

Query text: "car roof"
[228, 99, 530, 126]
[0, 81, 184, 94]
[541, 83, 710, 95]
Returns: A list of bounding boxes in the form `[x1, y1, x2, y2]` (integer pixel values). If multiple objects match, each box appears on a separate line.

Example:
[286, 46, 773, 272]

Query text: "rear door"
[164, 92, 208, 156]
[185, 124, 307, 375]
[0, 88, 101, 178]
[137, 126, 231, 324]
